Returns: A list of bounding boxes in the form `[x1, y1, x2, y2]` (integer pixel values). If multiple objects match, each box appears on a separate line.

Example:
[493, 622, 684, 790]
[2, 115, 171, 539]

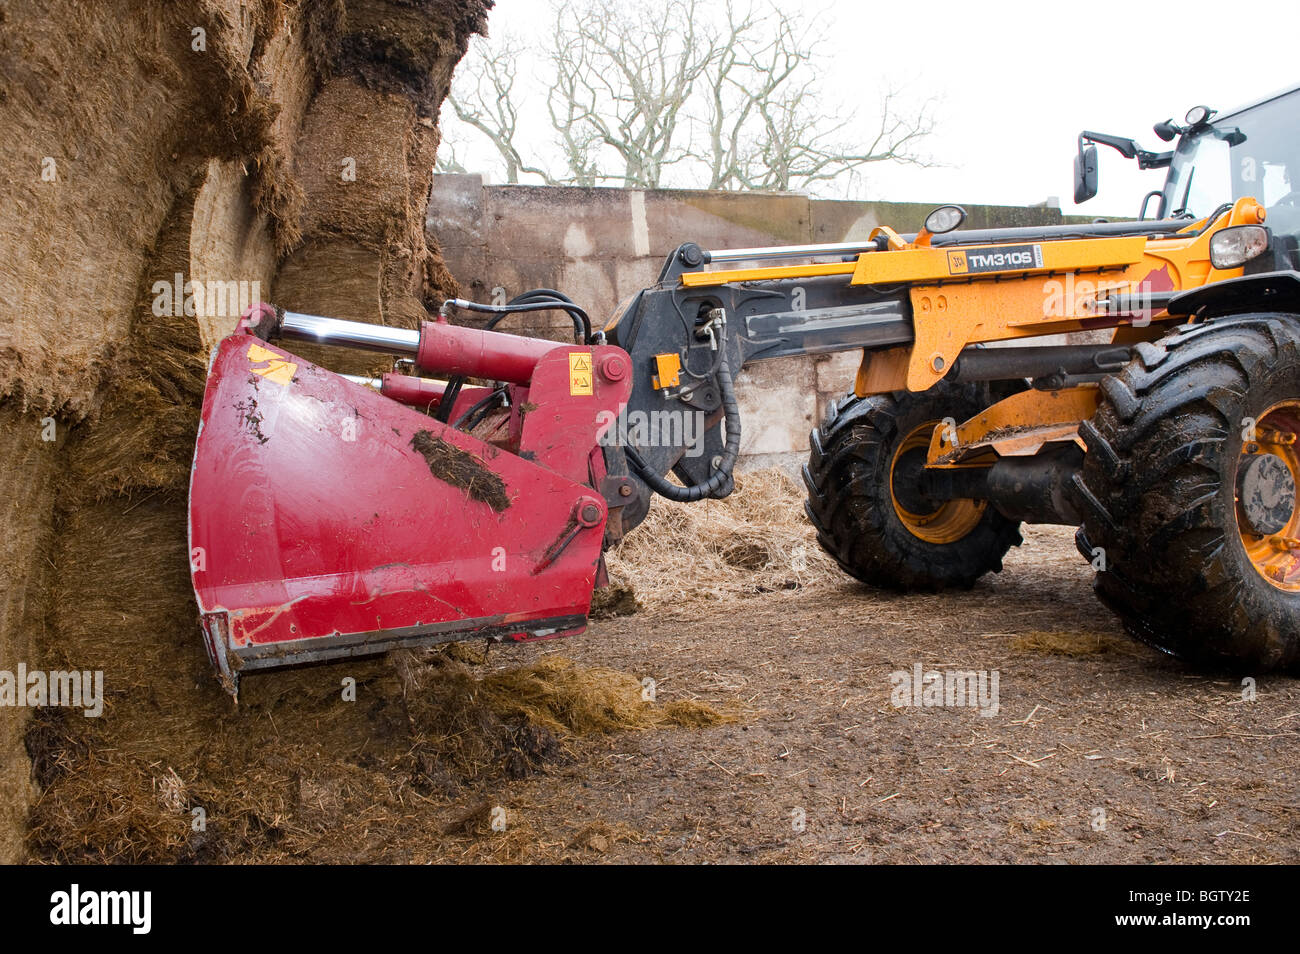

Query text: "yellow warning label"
[247, 342, 298, 386]
[568, 351, 593, 396]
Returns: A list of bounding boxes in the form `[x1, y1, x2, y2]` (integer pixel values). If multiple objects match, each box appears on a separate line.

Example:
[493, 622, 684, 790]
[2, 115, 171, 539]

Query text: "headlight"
[924, 205, 966, 235]
[1185, 105, 1216, 126]
[1209, 225, 1269, 270]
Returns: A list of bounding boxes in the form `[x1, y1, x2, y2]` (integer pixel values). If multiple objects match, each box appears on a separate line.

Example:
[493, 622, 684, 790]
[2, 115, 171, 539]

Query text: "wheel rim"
[1237, 400, 1300, 591]
[889, 421, 986, 544]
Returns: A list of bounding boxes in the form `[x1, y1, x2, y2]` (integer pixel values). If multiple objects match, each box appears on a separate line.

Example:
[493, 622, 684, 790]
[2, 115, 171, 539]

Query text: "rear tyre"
[1074, 315, 1300, 670]
[803, 382, 1022, 591]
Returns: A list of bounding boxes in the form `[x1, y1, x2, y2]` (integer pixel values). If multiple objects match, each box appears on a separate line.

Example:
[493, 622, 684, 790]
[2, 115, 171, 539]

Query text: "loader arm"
[603, 197, 1264, 535]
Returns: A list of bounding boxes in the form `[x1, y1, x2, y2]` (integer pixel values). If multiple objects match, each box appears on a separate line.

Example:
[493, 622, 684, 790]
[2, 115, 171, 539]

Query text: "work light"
[1209, 225, 1269, 269]
[924, 205, 967, 235]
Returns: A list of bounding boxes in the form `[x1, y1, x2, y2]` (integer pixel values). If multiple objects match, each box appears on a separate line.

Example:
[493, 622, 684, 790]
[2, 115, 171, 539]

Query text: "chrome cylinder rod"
[705, 240, 880, 264]
[280, 311, 420, 356]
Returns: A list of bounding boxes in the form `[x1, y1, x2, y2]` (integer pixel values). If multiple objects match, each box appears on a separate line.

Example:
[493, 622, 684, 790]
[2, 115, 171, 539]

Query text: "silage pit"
[24, 643, 732, 863]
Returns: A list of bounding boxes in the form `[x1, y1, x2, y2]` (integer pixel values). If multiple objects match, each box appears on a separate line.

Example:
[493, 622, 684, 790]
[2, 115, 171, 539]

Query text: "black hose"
[625, 341, 740, 502]
[450, 292, 592, 344]
[508, 288, 577, 308]
[453, 387, 507, 430]
[499, 289, 590, 341]
[433, 376, 464, 424]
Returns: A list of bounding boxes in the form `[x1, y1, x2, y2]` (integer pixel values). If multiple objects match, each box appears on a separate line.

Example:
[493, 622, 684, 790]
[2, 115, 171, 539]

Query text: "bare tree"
[696, 5, 936, 191]
[434, 127, 470, 175]
[445, 34, 559, 184]
[737, 86, 937, 192]
[441, 0, 935, 194]
[547, 0, 720, 188]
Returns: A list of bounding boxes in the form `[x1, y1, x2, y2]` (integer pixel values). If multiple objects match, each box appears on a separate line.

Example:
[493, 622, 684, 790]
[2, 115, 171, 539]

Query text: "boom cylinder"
[379, 372, 448, 406]
[704, 240, 882, 264]
[949, 344, 1132, 382]
[339, 373, 450, 408]
[276, 310, 564, 386]
[415, 319, 562, 384]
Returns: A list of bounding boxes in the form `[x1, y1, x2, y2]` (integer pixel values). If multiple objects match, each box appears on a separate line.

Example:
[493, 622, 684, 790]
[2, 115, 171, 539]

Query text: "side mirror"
[1074, 142, 1098, 204]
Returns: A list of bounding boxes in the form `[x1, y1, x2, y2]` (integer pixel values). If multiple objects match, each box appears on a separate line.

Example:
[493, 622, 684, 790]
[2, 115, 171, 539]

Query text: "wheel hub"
[891, 446, 938, 514]
[1237, 401, 1300, 590]
[889, 421, 986, 544]
[1237, 452, 1296, 536]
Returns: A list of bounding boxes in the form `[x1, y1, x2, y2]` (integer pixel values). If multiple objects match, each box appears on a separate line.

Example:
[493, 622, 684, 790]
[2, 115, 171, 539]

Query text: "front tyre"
[803, 383, 1023, 591]
[1074, 315, 1300, 670]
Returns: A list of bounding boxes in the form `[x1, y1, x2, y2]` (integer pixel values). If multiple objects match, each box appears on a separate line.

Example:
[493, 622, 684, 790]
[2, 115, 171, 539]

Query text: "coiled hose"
[624, 342, 740, 501]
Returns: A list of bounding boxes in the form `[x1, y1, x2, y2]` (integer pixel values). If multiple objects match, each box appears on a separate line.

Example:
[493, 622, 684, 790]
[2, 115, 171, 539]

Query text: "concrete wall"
[428, 176, 1073, 469]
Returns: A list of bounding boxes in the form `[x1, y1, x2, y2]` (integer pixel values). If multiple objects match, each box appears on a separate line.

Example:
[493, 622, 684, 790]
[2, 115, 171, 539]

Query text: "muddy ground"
[428, 525, 1298, 864]
[23, 468, 1299, 864]
[44, 516, 1283, 866]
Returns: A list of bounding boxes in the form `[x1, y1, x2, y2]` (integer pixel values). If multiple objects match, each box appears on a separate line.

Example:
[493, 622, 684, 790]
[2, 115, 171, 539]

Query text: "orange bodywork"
[897, 197, 1266, 393]
[679, 196, 1265, 397]
[924, 386, 1101, 468]
[680, 197, 1269, 480]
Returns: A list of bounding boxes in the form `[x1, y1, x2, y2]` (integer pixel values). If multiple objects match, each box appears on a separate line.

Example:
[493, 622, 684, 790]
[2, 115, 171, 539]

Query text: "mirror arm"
[1137, 150, 1173, 170]
[1082, 130, 1139, 159]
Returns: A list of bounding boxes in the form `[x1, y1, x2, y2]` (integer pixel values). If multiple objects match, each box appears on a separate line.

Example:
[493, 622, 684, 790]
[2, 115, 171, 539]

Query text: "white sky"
[448, 0, 1300, 217]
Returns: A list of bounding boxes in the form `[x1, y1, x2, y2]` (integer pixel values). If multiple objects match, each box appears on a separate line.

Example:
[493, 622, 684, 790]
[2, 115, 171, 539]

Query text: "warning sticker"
[247, 342, 297, 386]
[568, 351, 594, 395]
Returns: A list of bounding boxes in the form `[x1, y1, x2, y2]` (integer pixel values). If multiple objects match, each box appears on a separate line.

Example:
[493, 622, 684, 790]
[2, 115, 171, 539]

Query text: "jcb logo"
[947, 251, 968, 275]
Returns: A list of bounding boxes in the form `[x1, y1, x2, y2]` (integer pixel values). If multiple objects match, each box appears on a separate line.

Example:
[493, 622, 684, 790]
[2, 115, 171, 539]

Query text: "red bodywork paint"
[189, 322, 632, 686]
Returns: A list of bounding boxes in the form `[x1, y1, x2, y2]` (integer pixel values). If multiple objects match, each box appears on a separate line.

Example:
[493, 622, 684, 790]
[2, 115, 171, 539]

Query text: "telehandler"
[190, 86, 1300, 690]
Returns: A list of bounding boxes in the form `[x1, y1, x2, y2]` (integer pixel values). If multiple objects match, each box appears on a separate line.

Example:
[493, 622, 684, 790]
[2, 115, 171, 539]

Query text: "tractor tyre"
[1074, 314, 1300, 671]
[803, 381, 1023, 591]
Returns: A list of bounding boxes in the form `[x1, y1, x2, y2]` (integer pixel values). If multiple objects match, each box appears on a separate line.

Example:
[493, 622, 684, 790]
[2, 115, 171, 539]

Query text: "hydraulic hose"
[625, 338, 740, 502]
[445, 291, 593, 344]
[434, 289, 592, 423]
[452, 387, 507, 430]
[432, 375, 463, 424]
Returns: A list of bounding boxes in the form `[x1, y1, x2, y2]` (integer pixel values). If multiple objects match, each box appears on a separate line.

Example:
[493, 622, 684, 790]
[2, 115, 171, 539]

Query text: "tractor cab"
[1076, 85, 1300, 260]
[1162, 88, 1300, 253]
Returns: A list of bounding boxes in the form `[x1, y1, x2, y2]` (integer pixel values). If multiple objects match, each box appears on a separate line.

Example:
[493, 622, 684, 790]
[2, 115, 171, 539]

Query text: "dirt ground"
[21, 468, 1300, 865]
[444, 524, 1300, 864]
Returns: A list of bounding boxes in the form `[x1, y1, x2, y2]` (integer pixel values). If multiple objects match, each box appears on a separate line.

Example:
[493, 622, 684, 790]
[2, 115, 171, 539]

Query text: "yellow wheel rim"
[1238, 401, 1300, 591]
[889, 421, 986, 545]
